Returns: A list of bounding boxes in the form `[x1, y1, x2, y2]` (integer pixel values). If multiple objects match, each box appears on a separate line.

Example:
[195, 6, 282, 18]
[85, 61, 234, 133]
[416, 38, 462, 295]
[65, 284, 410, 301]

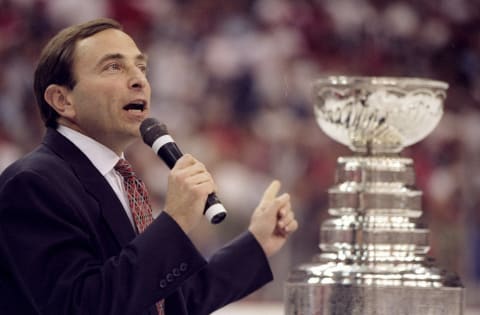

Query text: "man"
[0, 18, 298, 315]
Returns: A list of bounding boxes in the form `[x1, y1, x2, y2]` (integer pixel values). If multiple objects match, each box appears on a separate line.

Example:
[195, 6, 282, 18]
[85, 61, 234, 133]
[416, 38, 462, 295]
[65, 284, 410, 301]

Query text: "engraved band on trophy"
[285, 76, 465, 315]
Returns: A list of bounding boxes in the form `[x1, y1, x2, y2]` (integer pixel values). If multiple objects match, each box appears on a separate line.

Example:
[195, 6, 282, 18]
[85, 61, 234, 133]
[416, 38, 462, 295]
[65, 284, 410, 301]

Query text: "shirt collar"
[57, 125, 122, 176]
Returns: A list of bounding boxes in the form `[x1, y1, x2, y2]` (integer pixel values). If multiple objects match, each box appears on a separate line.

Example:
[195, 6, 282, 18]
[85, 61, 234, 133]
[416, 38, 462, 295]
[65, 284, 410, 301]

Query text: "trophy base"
[284, 153, 465, 315]
[285, 281, 465, 315]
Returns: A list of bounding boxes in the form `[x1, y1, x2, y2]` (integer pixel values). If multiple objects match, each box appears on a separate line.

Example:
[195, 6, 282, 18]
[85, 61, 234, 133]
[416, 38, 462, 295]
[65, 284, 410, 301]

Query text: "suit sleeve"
[0, 169, 207, 315]
[173, 231, 274, 315]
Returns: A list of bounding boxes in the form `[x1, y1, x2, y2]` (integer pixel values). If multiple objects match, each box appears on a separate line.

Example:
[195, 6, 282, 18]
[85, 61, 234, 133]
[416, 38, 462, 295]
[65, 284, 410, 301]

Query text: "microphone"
[140, 117, 227, 224]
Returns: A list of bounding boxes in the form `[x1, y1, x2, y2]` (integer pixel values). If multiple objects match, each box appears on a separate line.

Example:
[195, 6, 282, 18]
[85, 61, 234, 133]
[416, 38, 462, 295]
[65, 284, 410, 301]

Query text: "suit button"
[180, 263, 188, 271]
[173, 268, 180, 276]
[159, 279, 167, 288]
[166, 273, 174, 282]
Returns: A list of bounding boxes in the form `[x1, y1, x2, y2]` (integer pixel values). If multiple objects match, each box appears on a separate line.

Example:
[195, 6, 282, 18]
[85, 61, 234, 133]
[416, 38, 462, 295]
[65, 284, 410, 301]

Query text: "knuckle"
[171, 171, 183, 181]
[180, 154, 194, 164]
[273, 198, 283, 207]
[192, 186, 207, 198]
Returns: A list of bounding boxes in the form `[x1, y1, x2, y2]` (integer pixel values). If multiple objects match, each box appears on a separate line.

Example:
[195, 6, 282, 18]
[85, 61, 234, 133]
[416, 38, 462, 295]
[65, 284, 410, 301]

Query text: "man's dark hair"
[33, 18, 122, 128]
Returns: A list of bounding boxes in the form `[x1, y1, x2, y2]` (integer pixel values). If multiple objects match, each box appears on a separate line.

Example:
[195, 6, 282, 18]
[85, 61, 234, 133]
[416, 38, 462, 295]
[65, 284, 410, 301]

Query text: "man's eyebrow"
[96, 53, 124, 67]
[96, 53, 148, 67]
[136, 53, 148, 63]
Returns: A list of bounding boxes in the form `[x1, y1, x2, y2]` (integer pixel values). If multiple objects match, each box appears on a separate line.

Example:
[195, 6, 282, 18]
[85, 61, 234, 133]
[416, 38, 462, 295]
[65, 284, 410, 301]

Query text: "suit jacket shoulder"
[0, 129, 208, 315]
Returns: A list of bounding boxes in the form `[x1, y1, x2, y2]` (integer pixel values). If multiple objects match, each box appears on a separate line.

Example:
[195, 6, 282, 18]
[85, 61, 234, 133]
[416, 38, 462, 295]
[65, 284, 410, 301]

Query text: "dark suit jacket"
[0, 128, 273, 315]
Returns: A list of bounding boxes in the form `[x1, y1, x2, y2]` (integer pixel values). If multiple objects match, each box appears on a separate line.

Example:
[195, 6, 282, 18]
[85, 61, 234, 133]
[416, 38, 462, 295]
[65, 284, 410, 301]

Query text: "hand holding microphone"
[140, 118, 227, 224]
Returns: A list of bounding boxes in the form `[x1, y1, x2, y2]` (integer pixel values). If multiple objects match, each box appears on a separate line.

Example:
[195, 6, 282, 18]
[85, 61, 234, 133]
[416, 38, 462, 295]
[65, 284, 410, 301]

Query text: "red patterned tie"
[114, 159, 165, 315]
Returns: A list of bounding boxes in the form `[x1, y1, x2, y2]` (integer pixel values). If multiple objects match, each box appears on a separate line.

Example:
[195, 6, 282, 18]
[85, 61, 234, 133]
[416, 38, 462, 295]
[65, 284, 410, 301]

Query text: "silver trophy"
[285, 76, 465, 314]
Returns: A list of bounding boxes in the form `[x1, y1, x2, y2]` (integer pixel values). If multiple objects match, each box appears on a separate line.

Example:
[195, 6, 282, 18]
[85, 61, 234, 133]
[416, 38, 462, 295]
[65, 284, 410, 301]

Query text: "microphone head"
[140, 118, 169, 146]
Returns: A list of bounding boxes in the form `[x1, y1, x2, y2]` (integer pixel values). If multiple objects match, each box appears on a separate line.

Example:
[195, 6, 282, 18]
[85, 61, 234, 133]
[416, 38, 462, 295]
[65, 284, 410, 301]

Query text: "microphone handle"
[158, 143, 182, 169]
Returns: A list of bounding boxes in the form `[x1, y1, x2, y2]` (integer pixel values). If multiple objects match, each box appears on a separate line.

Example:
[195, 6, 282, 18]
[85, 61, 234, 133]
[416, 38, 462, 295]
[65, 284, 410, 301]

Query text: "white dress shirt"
[57, 125, 135, 228]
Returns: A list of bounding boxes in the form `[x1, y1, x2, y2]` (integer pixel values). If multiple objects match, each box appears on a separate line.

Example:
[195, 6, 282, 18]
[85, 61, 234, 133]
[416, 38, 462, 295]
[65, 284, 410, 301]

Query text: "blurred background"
[1, 0, 480, 311]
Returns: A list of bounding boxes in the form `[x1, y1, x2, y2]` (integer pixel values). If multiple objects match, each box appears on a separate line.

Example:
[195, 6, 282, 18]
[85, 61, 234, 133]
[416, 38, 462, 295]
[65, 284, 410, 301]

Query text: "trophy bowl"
[313, 76, 448, 154]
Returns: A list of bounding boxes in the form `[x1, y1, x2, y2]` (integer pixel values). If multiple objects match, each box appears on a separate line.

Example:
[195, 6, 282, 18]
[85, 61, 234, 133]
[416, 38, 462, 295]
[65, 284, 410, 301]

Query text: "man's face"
[65, 28, 151, 153]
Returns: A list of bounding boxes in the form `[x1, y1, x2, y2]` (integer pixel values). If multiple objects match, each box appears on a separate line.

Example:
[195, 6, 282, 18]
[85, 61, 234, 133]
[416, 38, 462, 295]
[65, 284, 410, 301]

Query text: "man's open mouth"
[123, 101, 146, 112]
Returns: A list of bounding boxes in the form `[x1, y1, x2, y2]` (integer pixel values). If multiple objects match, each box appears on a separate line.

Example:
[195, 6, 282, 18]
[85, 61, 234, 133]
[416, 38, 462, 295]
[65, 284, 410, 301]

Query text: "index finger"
[261, 180, 281, 204]
[173, 154, 196, 169]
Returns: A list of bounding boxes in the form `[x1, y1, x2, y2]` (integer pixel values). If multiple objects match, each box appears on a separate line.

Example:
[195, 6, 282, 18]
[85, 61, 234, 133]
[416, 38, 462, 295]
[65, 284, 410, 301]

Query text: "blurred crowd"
[1, 0, 480, 303]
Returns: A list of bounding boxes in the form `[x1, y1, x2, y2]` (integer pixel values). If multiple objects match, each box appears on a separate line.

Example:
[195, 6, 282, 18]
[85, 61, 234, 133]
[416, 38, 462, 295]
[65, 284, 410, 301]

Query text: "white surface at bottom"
[212, 302, 282, 315]
[212, 301, 480, 315]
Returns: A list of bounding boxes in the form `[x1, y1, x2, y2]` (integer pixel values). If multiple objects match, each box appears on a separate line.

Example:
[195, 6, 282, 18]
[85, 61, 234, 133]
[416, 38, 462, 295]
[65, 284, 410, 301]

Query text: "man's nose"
[128, 68, 148, 89]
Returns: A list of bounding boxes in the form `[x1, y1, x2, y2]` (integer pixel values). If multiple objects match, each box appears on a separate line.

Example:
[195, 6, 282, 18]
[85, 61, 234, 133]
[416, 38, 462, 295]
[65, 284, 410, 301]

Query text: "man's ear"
[44, 84, 76, 119]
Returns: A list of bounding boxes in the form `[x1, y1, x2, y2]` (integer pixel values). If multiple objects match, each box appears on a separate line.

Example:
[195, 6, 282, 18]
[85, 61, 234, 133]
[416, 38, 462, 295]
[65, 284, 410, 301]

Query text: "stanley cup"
[284, 76, 465, 314]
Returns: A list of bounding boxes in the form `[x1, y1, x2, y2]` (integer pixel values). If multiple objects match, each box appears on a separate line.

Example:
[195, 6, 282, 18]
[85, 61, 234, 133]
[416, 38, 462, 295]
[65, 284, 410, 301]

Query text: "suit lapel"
[42, 128, 136, 248]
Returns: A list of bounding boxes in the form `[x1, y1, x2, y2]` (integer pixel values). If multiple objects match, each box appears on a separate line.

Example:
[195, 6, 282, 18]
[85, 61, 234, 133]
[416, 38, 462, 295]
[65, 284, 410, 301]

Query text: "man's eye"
[105, 63, 122, 71]
[138, 64, 148, 74]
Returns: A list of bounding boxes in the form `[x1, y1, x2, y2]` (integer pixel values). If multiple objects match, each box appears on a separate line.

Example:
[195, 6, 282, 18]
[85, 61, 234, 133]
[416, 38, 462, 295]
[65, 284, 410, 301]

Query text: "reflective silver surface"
[312, 76, 447, 154]
[285, 77, 464, 314]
